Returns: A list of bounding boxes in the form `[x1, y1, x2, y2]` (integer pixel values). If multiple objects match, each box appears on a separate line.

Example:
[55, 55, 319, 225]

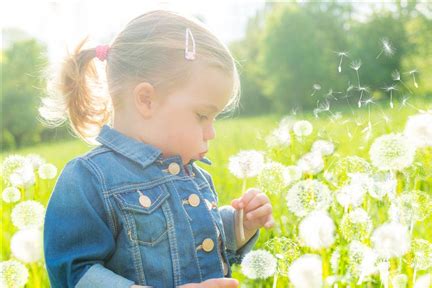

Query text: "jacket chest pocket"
[114, 186, 170, 246]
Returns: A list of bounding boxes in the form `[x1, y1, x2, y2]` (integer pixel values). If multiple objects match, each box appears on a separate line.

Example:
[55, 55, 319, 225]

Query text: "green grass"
[1, 101, 432, 287]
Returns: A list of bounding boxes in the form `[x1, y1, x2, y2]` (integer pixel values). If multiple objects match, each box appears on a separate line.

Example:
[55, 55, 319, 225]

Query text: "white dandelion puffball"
[241, 249, 277, 279]
[1, 155, 35, 188]
[265, 125, 291, 147]
[288, 254, 322, 288]
[411, 239, 432, 271]
[2, 187, 21, 203]
[11, 229, 43, 263]
[9, 165, 35, 188]
[293, 120, 313, 137]
[26, 154, 46, 170]
[371, 222, 410, 259]
[389, 190, 431, 225]
[348, 241, 378, 279]
[286, 179, 332, 217]
[11, 200, 45, 230]
[404, 112, 432, 148]
[368, 172, 397, 200]
[0, 260, 29, 288]
[38, 163, 57, 179]
[414, 274, 431, 288]
[228, 150, 265, 179]
[369, 133, 416, 171]
[258, 162, 289, 195]
[297, 152, 324, 175]
[336, 183, 366, 209]
[311, 140, 335, 156]
[284, 165, 302, 185]
[340, 208, 373, 241]
[299, 211, 335, 249]
[330, 156, 371, 187]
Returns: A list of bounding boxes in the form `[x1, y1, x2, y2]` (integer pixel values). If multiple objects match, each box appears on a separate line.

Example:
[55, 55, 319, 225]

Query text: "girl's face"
[146, 67, 233, 165]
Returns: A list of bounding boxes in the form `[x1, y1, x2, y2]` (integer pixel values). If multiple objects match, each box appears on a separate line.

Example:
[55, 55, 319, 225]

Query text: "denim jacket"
[43, 124, 259, 287]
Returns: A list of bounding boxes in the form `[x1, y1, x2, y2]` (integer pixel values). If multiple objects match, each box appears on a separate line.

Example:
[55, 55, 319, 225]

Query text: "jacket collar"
[96, 124, 212, 168]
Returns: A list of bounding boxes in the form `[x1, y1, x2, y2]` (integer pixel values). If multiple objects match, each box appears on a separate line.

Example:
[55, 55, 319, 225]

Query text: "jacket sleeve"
[198, 166, 260, 265]
[43, 157, 135, 288]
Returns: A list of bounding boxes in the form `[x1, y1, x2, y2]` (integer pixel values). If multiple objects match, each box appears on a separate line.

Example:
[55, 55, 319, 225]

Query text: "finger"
[264, 218, 275, 229]
[238, 188, 260, 209]
[245, 193, 269, 212]
[203, 278, 239, 288]
[245, 203, 272, 221]
[231, 198, 241, 209]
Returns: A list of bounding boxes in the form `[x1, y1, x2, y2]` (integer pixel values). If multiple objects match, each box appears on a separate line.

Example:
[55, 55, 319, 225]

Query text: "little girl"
[42, 9, 274, 288]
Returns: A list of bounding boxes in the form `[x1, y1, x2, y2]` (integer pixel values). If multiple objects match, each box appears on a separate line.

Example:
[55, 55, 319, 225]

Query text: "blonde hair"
[39, 9, 241, 144]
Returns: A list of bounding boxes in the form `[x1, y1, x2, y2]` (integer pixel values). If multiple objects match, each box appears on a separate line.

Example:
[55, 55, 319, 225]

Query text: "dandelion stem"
[376, 50, 383, 59]
[239, 178, 247, 242]
[272, 271, 278, 288]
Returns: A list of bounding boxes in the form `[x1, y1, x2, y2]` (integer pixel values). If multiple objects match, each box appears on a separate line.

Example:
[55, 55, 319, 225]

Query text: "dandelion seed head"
[264, 237, 301, 276]
[411, 239, 432, 271]
[371, 222, 411, 259]
[258, 162, 289, 195]
[368, 172, 397, 200]
[288, 254, 322, 288]
[0, 155, 34, 187]
[293, 120, 313, 137]
[286, 179, 332, 217]
[26, 154, 45, 170]
[0, 260, 29, 288]
[340, 208, 373, 241]
[299, 211, 335, 249]
[38, 163, 58, 180]
[369, 133, 416, 171]
[265, 126, 291, 147]
[297, 152, 324, 175]
[283, 165, 302, 186]
[241, 249, 277, 279]
[336, 182, 367, 209]
[228, 150, 265, 179]
[311, 140, 335, 156]
[414, 274, 431, 288]
[330, 156, 371, 187]
[404, 112, 432, 148]
[392, 274, 408, 288]
[389, 190, 431, 225]
[2, 187, 21, 203]
[11, 228, 43, 263]
[11, 200, 45, 230]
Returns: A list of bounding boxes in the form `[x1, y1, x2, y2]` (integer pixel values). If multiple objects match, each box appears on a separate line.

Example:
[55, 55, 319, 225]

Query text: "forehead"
[171, 66, 234, 111]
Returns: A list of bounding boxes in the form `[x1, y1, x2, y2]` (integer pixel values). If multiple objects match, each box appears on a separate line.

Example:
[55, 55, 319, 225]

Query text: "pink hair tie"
[95, 45, 110, 61]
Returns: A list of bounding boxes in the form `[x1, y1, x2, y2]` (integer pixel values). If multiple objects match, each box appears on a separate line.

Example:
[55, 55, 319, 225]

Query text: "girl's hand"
[178, 278, 239, 287]
[231, 188, 275, 232]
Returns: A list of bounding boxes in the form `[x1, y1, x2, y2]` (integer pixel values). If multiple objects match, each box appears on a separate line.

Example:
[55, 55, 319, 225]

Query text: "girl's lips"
[199, 151, 208, 158]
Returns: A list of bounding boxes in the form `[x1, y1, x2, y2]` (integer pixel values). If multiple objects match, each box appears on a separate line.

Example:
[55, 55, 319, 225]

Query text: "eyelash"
[196, 113, 209, 121]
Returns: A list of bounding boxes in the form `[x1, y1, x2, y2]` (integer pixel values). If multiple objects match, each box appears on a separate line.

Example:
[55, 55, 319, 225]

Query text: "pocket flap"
[114, 186, 170, 214]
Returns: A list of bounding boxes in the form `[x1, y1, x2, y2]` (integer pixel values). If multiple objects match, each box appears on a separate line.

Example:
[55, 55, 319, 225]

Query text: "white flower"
[297, 152, 324, 175]
[414, 274, 431, 288]
[389, 190, 432, 225]
[311, 140, 335, 156]
[369, 133, 416, 171]
[286, 179, 332, 217]
[404, 112, 432, 148]
[266, 126, 291, 147]
[26, 154, 46, 170]
[371, 222, 410, 259]
[299, 211, 335, 249]
[348, 241, 379, 280]
[288, 254, 322, 288]
[241, 249, 277, 279]
[330, 156, 371, 187]
[258, 162, 289, 195]
[336, 183, 366, 209]
[11, 200, 45, 230]
[284, 165, 302, 185]
[340, 208, 373, 241]
[368, 172, 397, 200]
[11, 229, 43, 263]
[228, 150, 265, 179]
[2, 187, 21, 203]
[293, 120, 313, 137]
[38, 163, 57, 180]
[0, 260, 29, 288]
[411, 239, 432, 271]
[0, 155, 35, 188]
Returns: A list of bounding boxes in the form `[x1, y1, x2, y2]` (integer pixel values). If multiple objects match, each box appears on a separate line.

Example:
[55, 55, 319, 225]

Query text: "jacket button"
[223, 260, 229, 276]
[139, 195, 152, 208]
[168, 163, 181, 175]
[188, 194, 200, 207]
[202, 238, 214, 252]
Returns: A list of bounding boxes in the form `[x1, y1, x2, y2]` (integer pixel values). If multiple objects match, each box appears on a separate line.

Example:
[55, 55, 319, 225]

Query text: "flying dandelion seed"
[383, 85, 398, 109]
[336, 51, 349, 73]
[350, 60, 362, 87]
[392, 70, 412, 94]
[357, 86, 369, 108]
[404, 69, 419, 88]
[376, 38, 395, 59]
[313, 99, 330, 118]
[311, 84, 321, 97]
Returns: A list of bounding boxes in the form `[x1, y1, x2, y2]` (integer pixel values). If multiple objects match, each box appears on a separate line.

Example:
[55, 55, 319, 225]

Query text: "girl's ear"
[133, 82, 158, 118]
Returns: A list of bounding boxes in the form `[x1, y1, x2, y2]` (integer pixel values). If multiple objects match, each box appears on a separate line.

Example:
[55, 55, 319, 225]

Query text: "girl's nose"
[204, 123, 216, 141]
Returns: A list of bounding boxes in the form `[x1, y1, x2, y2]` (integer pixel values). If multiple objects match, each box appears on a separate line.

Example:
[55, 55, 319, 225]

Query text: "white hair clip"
[185, 28, 196, 60]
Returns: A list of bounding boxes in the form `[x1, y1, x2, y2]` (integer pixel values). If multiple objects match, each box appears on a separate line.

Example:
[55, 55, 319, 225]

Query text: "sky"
[1, 0, 266, 62]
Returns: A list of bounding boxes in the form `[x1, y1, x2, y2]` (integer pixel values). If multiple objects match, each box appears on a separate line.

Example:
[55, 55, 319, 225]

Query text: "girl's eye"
[196, 113, 208, 121]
